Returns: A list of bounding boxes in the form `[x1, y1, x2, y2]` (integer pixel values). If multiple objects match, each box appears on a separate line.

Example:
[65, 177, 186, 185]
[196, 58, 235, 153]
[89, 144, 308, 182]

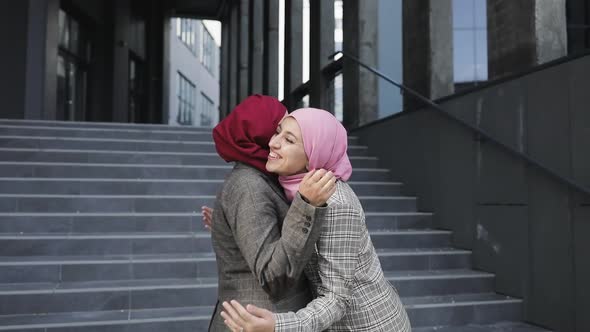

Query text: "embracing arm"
[273, 204, 362, 331]
[225, 178, 327, 299]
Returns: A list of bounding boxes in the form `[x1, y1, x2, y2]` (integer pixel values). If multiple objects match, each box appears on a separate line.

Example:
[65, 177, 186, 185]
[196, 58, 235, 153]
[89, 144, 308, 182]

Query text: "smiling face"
[265, 117, 309, 176]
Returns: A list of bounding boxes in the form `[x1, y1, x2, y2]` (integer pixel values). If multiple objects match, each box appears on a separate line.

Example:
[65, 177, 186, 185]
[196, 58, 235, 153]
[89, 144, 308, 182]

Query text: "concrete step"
[0, 285, 522, 329]
[0, 213, 203, 234]
[0, 229, 448, 257]
[0, 253, 218, 283]
[413, 321, 551, 332]
[371, 230, 452, 249]
[0, 178, 403, 196]
[0, 119, 212, 131]
[0, 124, 213, 141]
[0, 248, 468, 284]
[404, 293, 523, 327]
[365, 212, 434, 230]
[377, 248, 472, 271]
[0, 124, 360, 145]
[0, 135, 218, 153]
[0, 148, 225, 166]
[389, 269, 495, 297]
[0, 232, 214, 257]
[0, 162, 391, 181]
[0, 306, 214, 331]
[0, 136, 370, 156]
[0, 194, 415, 213]
[0, 212, 433, 234]
[0, 147, 371, 166]
[0, 278, 217, 316]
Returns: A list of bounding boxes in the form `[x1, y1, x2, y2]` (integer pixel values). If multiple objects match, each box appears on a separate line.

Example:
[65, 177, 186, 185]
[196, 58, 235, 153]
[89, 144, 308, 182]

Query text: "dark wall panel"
[526, 174, 575, 331]
[0, 0, 29, 118]
[574, 206, 590, 331]
[435, 95, 477, 249]
[473, 205, 529, 298]
[569, 56, 590, 187]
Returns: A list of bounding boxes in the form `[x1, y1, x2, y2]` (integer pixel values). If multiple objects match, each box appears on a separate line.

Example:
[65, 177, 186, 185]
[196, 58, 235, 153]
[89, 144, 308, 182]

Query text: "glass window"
[200, 93, 214, 127]
[177, 18, 198, 55]
[201, 23, 216, 75]
[453, 0, 488, 83]
[177, 72, 196, 125]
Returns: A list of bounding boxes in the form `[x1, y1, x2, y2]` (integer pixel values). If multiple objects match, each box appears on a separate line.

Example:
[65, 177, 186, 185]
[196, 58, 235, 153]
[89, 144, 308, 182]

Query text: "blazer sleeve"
[225, 177, 327, 299]
[273, 203, 362, 332]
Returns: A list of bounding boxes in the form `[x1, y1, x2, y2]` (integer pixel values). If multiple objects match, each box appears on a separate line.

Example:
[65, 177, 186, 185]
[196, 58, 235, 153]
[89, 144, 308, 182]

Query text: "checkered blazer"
[209, 163, 328, 331]
[274, 181, 412, 332]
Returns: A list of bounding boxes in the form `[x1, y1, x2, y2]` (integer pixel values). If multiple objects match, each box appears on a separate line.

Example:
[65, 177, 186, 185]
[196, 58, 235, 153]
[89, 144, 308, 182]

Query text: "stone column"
[264, 0, 279, 97]
[238, 0, 250, 101]
[342, 0, 379, 128]
[229, 4, 239, 109]
[309, 0, 334, 112]
[220, 16, 231, 118]
[283, 0, 303, 109]
[249, 0, 264, 94]
[402, 0, 454, 111]
[487, 0, 568, 79]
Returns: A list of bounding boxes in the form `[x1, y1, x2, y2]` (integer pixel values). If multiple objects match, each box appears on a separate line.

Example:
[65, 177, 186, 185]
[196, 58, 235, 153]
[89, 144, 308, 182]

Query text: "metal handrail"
[330, 50, 590, 197]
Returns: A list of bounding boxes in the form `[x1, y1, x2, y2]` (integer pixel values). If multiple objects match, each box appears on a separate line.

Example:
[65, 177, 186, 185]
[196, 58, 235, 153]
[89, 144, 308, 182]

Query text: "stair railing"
[328, 50, 590, 198]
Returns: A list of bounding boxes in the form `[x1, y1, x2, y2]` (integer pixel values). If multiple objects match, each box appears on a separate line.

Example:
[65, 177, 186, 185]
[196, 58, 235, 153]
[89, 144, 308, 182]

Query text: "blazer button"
[304, 221, 311, 227]
[302, 228, 309, 234]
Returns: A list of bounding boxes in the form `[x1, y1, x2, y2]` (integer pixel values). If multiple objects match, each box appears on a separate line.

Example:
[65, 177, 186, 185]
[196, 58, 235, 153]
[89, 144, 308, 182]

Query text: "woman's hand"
[201, 206, 213, 231]
[221, 300, 275, 332]
[298, 169, 337, 207]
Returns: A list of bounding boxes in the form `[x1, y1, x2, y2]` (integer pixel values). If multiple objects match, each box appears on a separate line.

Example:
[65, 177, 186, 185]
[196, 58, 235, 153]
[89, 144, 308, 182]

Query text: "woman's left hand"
[201, 206, 213, 231]
[221, 300, 275, 332]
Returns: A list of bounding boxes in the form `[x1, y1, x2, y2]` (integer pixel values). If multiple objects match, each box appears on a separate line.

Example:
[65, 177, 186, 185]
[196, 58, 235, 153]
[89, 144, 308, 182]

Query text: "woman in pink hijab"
[221, 108, 412, 332]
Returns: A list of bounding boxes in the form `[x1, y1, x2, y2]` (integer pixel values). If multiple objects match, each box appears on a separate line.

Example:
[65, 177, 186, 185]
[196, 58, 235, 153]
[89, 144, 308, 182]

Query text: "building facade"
[168, 18, 220, 127]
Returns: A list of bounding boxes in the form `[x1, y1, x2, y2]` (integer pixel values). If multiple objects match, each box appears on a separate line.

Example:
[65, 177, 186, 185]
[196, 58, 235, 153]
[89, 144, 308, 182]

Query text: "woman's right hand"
[201, 206, 213, 231]
[298, 169, 337, 207]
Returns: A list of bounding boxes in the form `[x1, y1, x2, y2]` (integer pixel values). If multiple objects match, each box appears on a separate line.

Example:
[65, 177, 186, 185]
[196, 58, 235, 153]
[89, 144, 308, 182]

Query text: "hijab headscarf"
[213, 94, 286, 175]
[279, 108, 353, 201]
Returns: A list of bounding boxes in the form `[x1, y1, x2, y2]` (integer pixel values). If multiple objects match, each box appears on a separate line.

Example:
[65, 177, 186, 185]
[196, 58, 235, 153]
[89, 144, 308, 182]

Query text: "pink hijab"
[279, 108, 353, 201]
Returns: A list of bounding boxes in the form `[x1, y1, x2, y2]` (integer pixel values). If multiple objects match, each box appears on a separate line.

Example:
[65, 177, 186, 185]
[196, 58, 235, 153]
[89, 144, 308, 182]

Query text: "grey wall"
[352, 54, 590, 332]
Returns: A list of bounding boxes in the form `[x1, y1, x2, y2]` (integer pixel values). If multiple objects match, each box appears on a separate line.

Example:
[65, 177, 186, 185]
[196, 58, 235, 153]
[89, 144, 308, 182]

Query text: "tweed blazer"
[274, 181, 412, 332]
[209, 162, 327, 331]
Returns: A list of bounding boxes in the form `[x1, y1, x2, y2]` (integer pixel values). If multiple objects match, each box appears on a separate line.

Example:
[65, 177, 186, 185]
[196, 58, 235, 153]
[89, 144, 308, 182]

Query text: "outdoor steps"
[0, 119, 550, 331]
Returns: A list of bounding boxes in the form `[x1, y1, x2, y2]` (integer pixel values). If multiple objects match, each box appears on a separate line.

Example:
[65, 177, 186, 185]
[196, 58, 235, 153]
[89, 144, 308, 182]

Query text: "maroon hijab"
[213, 95, 287, 175]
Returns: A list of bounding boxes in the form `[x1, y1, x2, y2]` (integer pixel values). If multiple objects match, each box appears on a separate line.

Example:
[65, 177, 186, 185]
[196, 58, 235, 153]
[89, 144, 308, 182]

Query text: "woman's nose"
[269, 136, 280, 148]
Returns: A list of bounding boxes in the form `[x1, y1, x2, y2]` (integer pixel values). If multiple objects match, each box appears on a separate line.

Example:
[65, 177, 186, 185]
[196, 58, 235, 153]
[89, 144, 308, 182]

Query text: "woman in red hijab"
[207, 95, 336, 331]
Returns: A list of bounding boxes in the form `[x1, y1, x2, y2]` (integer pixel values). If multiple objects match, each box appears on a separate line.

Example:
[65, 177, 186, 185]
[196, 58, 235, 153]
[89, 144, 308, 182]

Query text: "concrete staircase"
[0, 119, 549, 331]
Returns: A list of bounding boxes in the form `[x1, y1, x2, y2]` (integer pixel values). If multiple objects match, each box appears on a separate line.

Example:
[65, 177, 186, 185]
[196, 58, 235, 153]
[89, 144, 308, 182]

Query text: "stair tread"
[384, 269, 494, 280]
[0, 177, 400, 184]
[403, 293, 522, 308]
[0, 118, 214, 131]
[413, 321, 551, 331]
[0, 229, 447, 238]
[0, 247, 467, 266]
[0, 232, 212, 239]
[376, 247, 472, 255]
[0, 134, 216, 145]
[0, 306, 213, 330]
[0, 278, 218, 294]
[0, 252, 216, 265]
